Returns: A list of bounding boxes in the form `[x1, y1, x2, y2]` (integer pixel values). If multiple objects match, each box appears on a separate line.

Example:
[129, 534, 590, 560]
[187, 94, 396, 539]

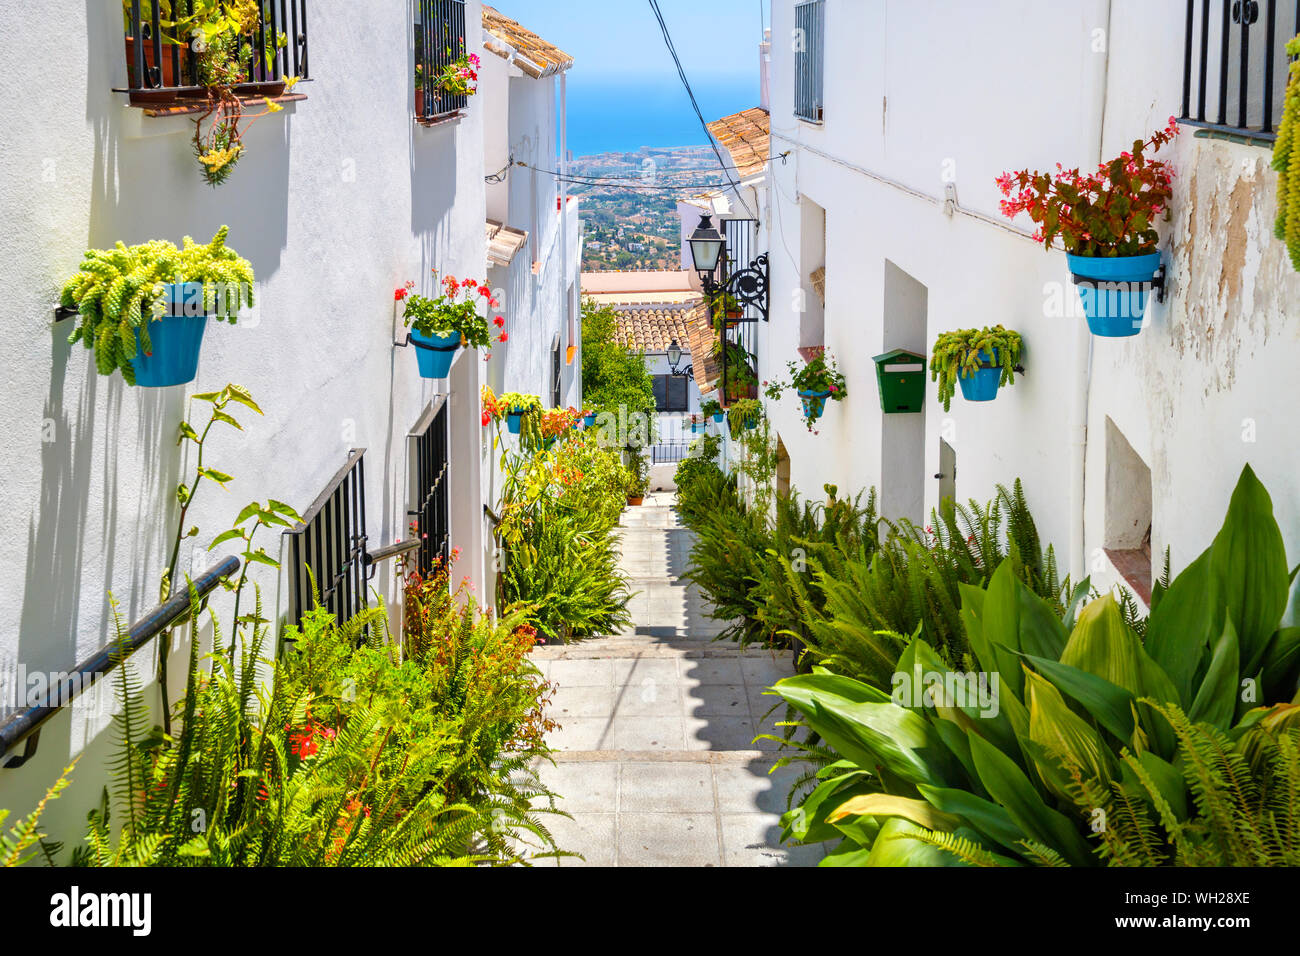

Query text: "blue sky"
[494, 0, 766, 154]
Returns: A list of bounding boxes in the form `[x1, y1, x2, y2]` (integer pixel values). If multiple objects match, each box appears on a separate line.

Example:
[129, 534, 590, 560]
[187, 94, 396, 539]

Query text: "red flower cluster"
[287, 720, 336, 759]
[481, 385, 507, 426]
[997, 119, 1179, 257]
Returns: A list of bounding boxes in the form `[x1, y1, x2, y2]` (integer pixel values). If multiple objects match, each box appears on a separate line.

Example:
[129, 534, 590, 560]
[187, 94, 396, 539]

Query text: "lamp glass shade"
[688, 214, 724, 274]
[667, 340, 682, 367]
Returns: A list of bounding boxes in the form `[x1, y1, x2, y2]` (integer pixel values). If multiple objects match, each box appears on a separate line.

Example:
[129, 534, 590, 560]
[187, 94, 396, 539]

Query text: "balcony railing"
[1180, 0, 1299, 139]
[416, 0, 470, 121]
[122, 0, 309, 103]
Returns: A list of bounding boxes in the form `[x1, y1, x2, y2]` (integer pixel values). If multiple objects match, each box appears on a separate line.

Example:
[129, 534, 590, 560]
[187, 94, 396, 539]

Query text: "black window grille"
[417, 0, 470, 121]
[122, 0, 310, 99]
[284, 449, 368, 629]
[794, 0, 825, 123]
[653, 375, 690, 412]
[551, 334, 563, 408]
[407, 399, 451, 576]
[1180, 0, 1299, 138]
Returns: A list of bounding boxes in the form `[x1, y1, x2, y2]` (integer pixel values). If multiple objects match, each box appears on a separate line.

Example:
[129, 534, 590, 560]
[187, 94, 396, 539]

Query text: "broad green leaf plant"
[772, 465, 1300, 866]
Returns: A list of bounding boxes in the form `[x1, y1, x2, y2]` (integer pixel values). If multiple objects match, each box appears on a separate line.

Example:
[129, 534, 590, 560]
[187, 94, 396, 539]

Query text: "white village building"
[0, 1, 580, 828]
[690, 0, 1299, 608]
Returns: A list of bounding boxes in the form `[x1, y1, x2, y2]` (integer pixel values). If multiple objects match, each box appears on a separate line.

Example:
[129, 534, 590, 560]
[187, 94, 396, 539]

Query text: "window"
[416, 0, 469, 121]
[794, 0, 825, 123]
[1179, 0, 1299, 139]
[653, 374, 689, 412]
[1103, 418, 1153, 604]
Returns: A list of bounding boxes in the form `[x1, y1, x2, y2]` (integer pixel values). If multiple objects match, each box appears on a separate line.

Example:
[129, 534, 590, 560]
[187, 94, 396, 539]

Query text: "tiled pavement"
[526, 493, 823, 867]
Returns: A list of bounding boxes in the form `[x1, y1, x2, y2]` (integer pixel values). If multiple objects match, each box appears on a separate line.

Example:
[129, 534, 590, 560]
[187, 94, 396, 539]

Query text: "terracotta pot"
[627, 496, 644, 506]
[415, 88, 425, 117]
[125, 36, 189, 104]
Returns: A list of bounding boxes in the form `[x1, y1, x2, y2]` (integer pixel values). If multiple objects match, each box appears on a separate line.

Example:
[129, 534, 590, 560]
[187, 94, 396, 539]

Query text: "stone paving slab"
[527, 502, 818, 867]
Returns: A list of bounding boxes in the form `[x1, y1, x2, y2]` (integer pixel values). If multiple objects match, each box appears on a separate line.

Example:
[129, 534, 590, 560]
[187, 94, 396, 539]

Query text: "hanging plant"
[496, 393, 544, 444]
[700, 398, 724, 422]
[931, 326, 1023, 412]
[998, 120, 1178, 337]
[179, 1, 294, 185]
[60, 226, 253, 385]
[763, 348, 846, 431]
[396, 271, 503, 379]
[1272, 33, 1300, 271]
[726, 398, 762, 439]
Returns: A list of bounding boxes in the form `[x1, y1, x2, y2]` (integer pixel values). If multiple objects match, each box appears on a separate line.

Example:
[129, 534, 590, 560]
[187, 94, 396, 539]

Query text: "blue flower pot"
[690, 421, 704, 434]
[799, 389, 832, 421]
[583, 413, 597, 428]
[957, 348, 1003, 403]
[1067, 253, 1161, 338]
[506, 411, 524, 435]
[410, 329, 461, 379]
[132, 284, 209, 387]
[710, 412, 724, 424]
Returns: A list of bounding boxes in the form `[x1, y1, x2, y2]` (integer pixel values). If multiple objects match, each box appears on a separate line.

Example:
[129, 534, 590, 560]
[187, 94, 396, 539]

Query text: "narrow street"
[530, 493, 825, 866]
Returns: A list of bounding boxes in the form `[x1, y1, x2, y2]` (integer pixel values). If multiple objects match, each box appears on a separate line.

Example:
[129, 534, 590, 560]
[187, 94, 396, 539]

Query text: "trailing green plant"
[931, 326, 1023, 412]
[61, 227, 254, 384]
[700, 398, 723, 419]
[726, 398, 762, 439]
[491, 391, 545, 449]
[1272, 33, 1300, 270]
[771, 465, 1300, 866]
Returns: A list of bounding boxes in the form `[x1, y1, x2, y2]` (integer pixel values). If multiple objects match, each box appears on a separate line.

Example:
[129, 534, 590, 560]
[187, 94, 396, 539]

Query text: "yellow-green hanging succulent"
[1272, 34, 1300, 271]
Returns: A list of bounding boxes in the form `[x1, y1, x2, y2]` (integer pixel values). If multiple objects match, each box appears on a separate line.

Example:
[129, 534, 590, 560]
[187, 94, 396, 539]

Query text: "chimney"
[760, 28, 771, 112]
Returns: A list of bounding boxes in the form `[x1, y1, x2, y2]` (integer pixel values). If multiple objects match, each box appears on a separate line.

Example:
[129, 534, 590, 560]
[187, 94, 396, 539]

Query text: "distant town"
[570, 146, 721, 271]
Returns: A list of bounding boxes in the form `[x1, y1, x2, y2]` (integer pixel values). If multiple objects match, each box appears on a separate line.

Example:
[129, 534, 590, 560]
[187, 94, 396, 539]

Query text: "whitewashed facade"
[728, 0, 1300, 605]
[0, 1, 577, 827]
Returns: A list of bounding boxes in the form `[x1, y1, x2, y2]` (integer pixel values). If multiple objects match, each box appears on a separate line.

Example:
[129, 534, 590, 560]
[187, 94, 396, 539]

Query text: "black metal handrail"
[1180, 0, 1298, 138]
[417, 0, 470, 121]
[0, 556, 240, 770]
[122, 0, 310, 99]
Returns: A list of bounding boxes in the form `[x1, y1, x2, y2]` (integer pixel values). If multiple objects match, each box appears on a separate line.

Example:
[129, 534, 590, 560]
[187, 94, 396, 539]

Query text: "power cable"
[646, 0, 757, 218]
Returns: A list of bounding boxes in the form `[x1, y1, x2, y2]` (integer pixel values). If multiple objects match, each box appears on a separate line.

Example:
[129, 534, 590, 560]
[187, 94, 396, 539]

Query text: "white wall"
[0, 1, 492, 830]
[759, 0, 1300, 603]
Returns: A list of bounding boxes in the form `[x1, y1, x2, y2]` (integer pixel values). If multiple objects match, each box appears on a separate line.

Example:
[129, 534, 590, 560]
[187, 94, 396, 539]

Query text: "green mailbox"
[872, 349, 926, 413]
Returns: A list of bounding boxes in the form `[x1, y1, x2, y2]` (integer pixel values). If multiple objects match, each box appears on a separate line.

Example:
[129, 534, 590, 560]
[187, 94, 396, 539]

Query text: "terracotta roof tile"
[613, 299, 703, 353]
[707, 107, 770, 178]
[684, 302, 720, 396]
[483, 6, 575, 78]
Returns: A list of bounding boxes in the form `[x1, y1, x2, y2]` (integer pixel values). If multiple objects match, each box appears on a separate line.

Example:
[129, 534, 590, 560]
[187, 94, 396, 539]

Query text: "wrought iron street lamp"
[666, 339, 683, 369]
[688, 213, 724, 279]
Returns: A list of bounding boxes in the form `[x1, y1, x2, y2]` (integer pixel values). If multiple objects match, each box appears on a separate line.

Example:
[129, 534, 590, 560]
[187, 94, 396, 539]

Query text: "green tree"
[580, 299, 656, 425]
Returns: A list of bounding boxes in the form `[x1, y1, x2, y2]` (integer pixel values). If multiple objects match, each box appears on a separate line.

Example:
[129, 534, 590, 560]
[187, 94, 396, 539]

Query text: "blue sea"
[564, 74, 759, 158]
